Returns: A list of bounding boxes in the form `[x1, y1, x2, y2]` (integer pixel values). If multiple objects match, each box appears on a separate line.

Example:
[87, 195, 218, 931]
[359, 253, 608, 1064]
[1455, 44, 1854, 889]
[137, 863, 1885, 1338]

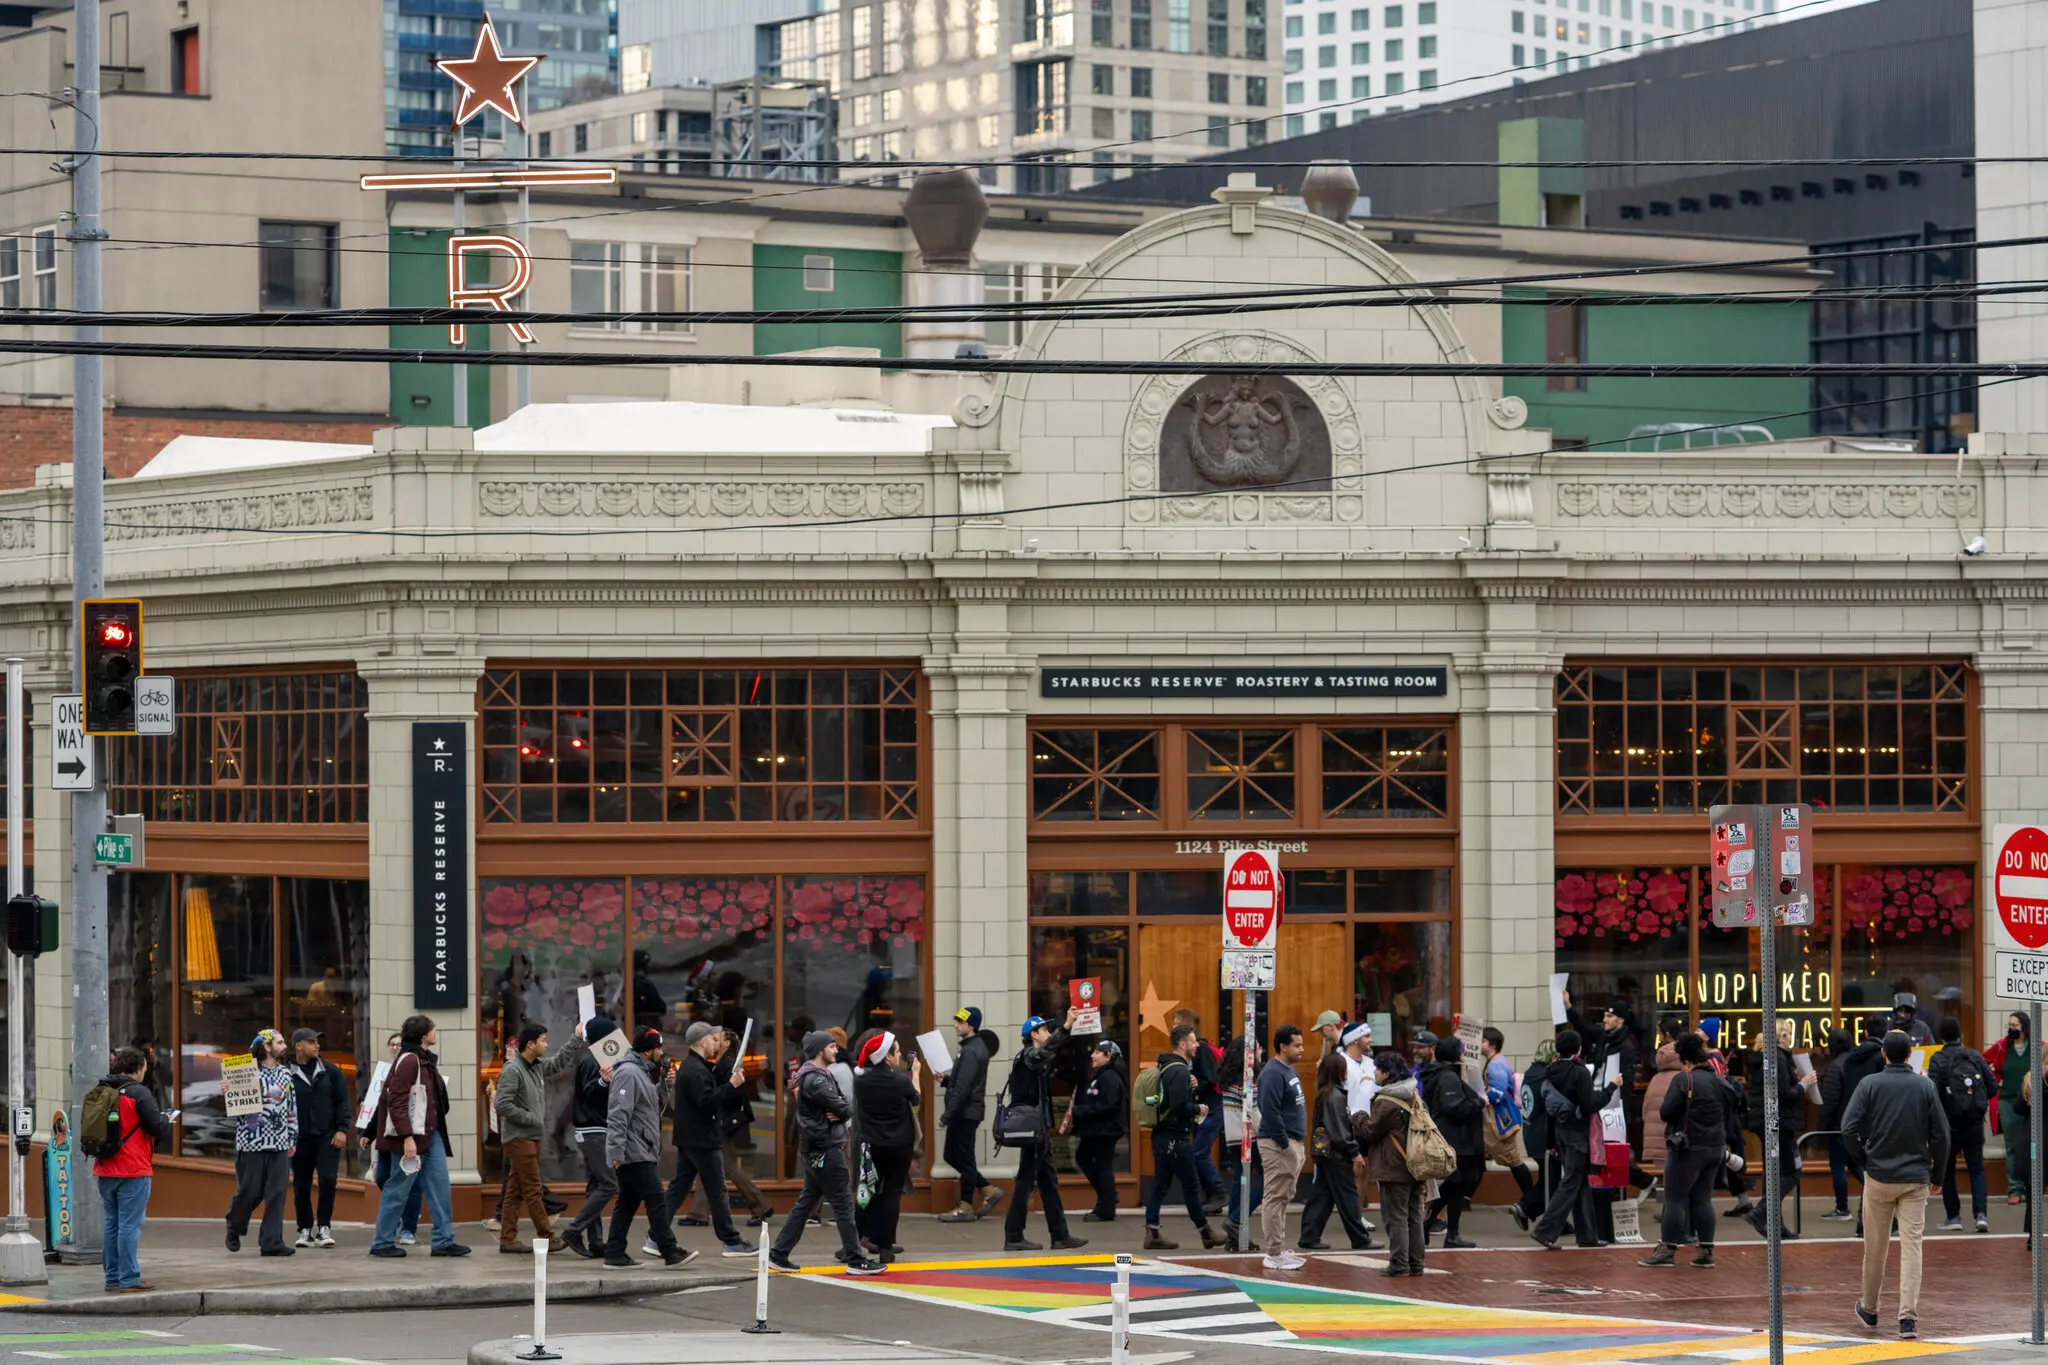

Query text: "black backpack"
[1940, 1051, 1992, 1122]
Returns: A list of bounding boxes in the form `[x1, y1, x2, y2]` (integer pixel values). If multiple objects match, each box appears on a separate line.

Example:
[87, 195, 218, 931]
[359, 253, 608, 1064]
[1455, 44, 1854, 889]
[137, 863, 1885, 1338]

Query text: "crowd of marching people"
[82, 984, 2011, 1338]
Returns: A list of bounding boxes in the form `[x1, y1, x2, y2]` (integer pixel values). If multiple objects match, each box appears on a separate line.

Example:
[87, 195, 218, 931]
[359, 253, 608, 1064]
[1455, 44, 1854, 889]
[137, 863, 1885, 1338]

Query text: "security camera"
[1962, 535, 1988, 557]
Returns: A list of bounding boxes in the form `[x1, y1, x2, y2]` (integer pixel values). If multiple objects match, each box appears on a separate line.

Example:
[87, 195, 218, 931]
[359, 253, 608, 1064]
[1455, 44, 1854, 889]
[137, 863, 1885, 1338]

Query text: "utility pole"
[2, 658, 45, 1285]
[62, 0, 108, 1264]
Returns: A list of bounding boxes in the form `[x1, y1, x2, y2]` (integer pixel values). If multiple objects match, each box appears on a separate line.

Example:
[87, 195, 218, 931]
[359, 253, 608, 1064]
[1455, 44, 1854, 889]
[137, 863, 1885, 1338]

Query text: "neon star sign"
[437, 15, 542, 129]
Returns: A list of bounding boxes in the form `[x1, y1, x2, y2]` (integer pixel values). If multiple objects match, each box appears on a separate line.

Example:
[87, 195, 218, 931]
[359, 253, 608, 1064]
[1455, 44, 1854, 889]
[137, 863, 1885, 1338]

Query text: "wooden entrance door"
[1237, 921, 1350, 1103]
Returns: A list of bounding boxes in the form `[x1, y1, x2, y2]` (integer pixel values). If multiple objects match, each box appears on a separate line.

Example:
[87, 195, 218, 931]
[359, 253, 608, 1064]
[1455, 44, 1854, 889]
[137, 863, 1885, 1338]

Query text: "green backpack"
[1134, 1058, 1186, 1130]
[80, 1081, 126, 1161]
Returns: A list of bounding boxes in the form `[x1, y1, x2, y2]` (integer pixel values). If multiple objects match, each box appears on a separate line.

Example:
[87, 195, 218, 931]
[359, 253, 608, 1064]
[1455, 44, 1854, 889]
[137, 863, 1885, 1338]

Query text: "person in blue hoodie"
[1480, 1027, 1537, 1207]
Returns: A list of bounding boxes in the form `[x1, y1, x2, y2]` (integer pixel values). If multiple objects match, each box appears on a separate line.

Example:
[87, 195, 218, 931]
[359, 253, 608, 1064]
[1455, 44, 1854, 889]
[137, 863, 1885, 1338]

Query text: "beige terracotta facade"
[2, 187, 2042, 1194]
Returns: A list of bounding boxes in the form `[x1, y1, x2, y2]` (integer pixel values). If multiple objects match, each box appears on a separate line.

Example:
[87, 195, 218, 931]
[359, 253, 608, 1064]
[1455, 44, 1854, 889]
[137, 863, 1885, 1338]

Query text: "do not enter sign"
[1995, 824, 2048, 953]
[1223, 848, 1282, 950]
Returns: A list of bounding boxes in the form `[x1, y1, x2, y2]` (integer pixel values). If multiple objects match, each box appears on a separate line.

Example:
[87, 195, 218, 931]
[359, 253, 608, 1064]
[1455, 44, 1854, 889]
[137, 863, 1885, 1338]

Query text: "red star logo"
[436, 16, 543, 129]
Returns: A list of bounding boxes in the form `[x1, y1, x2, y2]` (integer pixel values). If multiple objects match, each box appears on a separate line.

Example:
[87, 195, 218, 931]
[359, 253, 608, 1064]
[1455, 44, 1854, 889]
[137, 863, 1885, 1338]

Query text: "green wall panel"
[387, 227, 492, 427]
[752, 245, 903, 356]
[1502, 286, 1812, 451]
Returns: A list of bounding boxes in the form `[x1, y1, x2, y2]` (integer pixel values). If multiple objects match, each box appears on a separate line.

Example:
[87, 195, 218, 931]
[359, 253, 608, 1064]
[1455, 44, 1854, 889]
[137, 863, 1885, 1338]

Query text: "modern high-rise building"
[620, 0, 820, 89]
[754, 0, 1285, 193]
[1278, 0, 1808, 136]
[385, 0, 620, 156]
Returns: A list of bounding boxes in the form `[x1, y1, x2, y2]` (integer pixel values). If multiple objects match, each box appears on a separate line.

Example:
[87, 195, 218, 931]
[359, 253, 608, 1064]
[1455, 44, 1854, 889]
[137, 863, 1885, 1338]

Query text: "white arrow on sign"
[134, 676, 175, 736]
[50, 693, 94, 792]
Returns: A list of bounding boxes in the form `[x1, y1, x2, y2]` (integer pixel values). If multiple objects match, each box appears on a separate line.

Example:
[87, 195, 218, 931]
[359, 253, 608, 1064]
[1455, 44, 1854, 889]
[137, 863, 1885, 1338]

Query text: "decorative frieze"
[1554, 481, 1978, 520]
[476, 481, 927, 520]
[106, 486, 374, 541]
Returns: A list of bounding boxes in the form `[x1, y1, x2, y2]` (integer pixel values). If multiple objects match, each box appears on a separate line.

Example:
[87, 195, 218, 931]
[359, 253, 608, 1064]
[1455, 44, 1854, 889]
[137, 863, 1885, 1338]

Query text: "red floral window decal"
[480, 877, 627, 965]
[1554, 868, 1691, 947]
[785, 876, 927, 950]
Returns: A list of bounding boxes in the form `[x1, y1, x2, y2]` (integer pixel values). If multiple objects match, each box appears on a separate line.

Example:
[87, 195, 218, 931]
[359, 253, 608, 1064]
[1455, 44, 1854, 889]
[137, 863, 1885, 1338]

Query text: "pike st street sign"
[92, 833, 133, 867]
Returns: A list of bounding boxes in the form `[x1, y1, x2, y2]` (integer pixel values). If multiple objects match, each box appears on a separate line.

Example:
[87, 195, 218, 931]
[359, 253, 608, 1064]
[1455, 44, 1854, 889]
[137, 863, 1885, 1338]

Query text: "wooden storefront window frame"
[474, 659, 936, 1190]
[475, 661, 933, 837]
[1555, 659, 1979, 830]
[1027, 717, 1460, 835]
[105, 664, 370, 830]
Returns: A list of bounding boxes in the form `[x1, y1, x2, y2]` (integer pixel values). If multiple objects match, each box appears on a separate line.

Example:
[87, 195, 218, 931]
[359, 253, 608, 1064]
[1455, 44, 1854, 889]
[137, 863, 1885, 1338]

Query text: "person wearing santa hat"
[854, 1032, 922, 1262]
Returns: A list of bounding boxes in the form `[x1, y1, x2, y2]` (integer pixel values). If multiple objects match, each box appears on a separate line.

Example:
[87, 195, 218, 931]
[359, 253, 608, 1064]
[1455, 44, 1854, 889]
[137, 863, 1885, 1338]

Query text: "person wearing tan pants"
[1841, 1030, 1950, 1341]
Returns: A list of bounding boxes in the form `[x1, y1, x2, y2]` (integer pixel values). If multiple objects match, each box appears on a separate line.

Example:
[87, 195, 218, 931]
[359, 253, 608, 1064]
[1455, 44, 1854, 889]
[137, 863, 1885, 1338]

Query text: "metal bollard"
[515, 1236, 562, 1361]
[1111, 1253, 1132, 1365]
[742, 1216, 780, 1335]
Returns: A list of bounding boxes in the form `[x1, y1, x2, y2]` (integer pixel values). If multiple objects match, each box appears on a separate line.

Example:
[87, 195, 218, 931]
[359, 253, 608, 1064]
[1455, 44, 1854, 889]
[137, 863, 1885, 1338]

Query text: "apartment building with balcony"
[527, 85, 716, 173]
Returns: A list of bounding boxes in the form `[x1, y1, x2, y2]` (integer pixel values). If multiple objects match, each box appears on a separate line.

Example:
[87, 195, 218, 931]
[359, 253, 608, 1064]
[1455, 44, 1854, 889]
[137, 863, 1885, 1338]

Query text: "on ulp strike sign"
[1223, 848, 1282, 951]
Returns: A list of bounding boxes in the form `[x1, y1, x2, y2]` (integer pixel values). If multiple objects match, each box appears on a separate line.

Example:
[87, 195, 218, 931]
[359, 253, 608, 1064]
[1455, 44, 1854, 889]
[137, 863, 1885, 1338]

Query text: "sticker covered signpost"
[1990, 824, 2048, 1346]
[1222, 847, 1280, 1253]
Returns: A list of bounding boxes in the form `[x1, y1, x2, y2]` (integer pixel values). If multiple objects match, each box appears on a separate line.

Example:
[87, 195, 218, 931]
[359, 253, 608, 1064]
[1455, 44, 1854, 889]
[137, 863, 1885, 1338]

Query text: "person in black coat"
[1064, 1040, 1128, 1222]
[665, 1022, 754, 1255]
[1299, 1048, 1374, 1250]
[1420, 1037, 1487, 1248]
[1640, 1031, 1729, 1267]
[287, 1028, 351, 1247]
[1739, 1028, 1807, 1240]
[938, 1007, 1003, 1223]
[1513, 1040, 1559, 1229]
[1002, 1010, 1090, 1252]
[854, 1032, 922, 1260]
[1817, 1027, 1865, 1220]
[560, 1016, 619, 1257]
[1530, 1029, 1616, 1251]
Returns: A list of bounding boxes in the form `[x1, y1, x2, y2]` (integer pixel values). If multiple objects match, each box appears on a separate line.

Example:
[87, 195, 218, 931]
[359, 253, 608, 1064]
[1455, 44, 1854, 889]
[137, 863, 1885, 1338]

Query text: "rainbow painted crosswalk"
[804, 1255, 1975, 1365]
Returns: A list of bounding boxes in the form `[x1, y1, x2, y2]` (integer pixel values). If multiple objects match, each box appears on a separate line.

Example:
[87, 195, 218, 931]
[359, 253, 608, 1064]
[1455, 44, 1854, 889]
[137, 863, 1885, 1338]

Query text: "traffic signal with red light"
[81, 598, 143, 736]
[5, 895, 58, 958]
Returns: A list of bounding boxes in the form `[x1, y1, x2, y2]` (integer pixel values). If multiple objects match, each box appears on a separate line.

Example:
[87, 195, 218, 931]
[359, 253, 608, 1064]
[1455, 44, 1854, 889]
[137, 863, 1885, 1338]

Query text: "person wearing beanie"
[939, 1006, 1003, 1223]
[225, 1028, 298, 1257]
[559, 1015, 620, 1258]
[661, 1020, 756, 1259]
[602, 1027, 694, 1269]
[1927, 1014, 1992, 1232]
[1420, 1037, 1486, 1248]
[854, 1032, 922, 1261]
[1529, 1028, 1615, 1252]
[770, 1031, 883, 1274]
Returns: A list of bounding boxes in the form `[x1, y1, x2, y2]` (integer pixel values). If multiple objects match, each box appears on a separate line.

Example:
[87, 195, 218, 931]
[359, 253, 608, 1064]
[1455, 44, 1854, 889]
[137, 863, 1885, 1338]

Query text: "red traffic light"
[98, 620, 132, 647]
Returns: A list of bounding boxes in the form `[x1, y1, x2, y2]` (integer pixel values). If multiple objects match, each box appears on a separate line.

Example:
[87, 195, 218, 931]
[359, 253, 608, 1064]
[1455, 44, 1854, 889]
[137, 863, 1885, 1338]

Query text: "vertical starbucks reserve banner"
[412, 721, 469, 1010]
[1039, 666, 1448, 698]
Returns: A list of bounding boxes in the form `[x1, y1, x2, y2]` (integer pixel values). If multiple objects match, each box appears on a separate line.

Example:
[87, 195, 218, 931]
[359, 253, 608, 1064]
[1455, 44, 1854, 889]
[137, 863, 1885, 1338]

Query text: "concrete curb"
[1, 1268, 751, 1317]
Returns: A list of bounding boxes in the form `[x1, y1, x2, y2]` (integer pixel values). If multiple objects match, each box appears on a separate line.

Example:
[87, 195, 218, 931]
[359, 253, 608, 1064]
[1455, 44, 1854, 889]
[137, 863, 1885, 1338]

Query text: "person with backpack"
[1420, 1037, 1485, 1249]
[1171, 1009, 1227, 1211]
[89, 1045, 175, 1292]
[999, 1010, 1089, 1253]
[770, 1031, 884, 1274]
[1254, 1024, 1309, 1271]
[1065, 1040, 1127, 1223]
[1638, 1031, 1728, 1267]
[1529, 1029, 1615, 1251]
[1139, 1024, 1228, 1250]
[1298, 1047, 1373, 1251]
[1510, 1038, 1558, 1233]
[286, 1028, 350, 1250]
[1817, 1028, 1865, 1222]
[225, 1029, 298, 1257]
[1358, 1051, 1432, 1276]
[938, 1006, 1003, 1224]
[1927, 1015, 1991, 1232]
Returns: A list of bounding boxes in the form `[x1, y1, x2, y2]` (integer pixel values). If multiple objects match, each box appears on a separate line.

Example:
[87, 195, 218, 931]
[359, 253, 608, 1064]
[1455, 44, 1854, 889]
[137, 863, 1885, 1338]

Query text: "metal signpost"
[1, 660, 44, 1284]
[1709, 803, 1812, 1365]
[1990, 823, 2048, 1346]
[1223, 847, 1281, 1255]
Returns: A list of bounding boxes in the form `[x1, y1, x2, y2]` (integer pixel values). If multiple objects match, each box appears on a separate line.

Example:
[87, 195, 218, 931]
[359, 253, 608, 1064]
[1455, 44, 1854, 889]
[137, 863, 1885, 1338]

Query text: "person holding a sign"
[665, 1022, 755, 1260]
[225, 1030, 299, 1257]
[1529, 1029, 1615, 1252]
[494, 1020, 587, 1254]
[998, 1011, 1091, 1254]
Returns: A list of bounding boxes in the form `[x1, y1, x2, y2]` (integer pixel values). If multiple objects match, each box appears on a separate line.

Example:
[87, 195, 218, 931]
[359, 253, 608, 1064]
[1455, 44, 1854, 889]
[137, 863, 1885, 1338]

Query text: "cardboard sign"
[354, 1061, 391, 1130]
[916, 1029, 954, 1075]
[1070, 978, 1103, 1035]
[577, 983, 597, 1026]
[592, 1029, 632, 1067]
[220, 1054, 262, 1118]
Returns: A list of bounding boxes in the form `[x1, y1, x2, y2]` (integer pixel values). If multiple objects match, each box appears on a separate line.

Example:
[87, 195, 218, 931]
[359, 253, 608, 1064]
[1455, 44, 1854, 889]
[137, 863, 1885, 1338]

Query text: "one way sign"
[51, 694, 95, 793]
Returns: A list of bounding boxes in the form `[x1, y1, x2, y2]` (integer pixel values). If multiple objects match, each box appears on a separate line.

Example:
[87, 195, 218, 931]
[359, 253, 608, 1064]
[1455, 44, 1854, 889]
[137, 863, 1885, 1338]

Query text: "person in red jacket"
[96, 1045, 175, 1293]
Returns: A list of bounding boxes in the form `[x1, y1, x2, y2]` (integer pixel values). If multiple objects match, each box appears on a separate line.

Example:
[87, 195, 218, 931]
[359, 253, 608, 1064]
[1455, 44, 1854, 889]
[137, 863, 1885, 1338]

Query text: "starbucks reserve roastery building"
[2, 183, 2044, 1211]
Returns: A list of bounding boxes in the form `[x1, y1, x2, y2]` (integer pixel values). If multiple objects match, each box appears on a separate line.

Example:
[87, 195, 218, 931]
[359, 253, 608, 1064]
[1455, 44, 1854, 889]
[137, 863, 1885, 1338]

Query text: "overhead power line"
[0, 377, 2011, 544]
[1, 280, 2032, 333]
[0, 334, 2033, 379]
